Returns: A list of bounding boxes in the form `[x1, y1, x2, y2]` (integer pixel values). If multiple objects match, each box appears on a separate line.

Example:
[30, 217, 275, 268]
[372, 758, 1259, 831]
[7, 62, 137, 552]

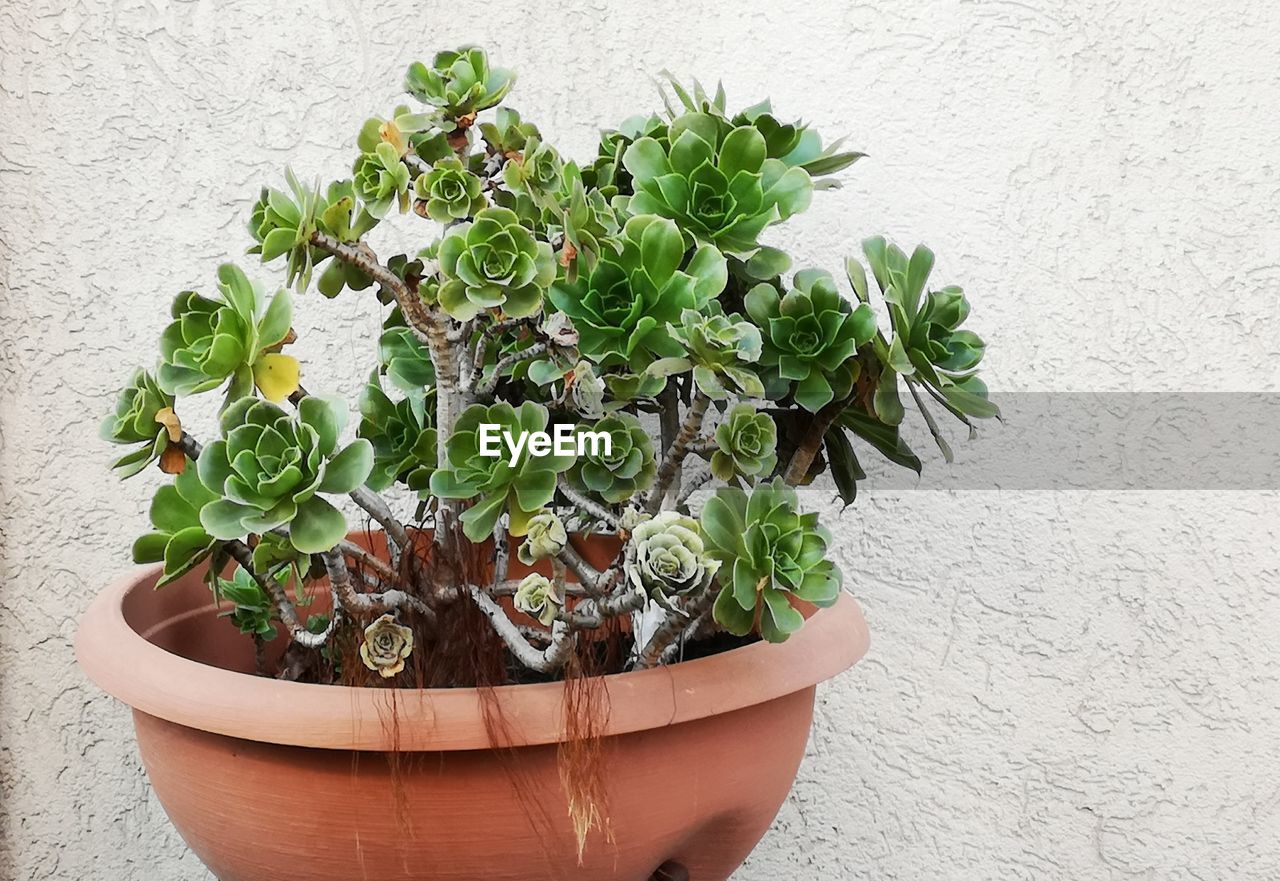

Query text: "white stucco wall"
[2, 1, 1278, 879]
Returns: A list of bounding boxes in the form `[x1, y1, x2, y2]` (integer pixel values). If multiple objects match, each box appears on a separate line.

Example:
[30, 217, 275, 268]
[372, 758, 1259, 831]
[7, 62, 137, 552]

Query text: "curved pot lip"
[76, 563, 869, 752]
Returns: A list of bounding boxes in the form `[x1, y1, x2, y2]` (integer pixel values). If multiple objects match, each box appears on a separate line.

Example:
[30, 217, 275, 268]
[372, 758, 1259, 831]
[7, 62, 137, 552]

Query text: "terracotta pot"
[76, 537, 869, 881]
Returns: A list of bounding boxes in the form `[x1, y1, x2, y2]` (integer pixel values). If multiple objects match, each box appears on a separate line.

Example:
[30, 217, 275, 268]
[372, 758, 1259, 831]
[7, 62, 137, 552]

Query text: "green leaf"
[824, 427, 864, 506]
[874, 372, 905, 425]
[838, 408, 922, 474]
[905, 244, 935, 312]
[199, 499, 252, 540]
[744, 246, 791, 281]
[131, 533, 169, 564]
[459, 491, 507, 542]
[148, 484, 196, 533]
[318, 439, 374, 494]
[160, 527, 216, 584]
[713, 585, 756, 636]
[719, 126, 767, 178]
[941, 384, 1001, 420]
[622, 137, 670, 181]
[290, 496, 348, 553]
[257, 288, 293, 349]
[217, 264, 258, 319]
[298, 396, 340, 455]
[760, 587, 805, 643]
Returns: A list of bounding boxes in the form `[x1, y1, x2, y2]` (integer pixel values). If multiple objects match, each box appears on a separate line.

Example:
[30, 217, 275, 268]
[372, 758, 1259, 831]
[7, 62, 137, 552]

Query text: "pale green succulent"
[415, 156, 486, 222]
[517, 509, 568, 565]
[404, 48, 515, 122]
[627, 511, 720, 611]
[250, 173, 378, 295]
[513, 573, 562, 626]
[101, 369, 175, 477]
[356, 104, 438, 157]
[503, 136, 563, 202]
[353, 141, 412, 219]
[197, 398, 374, 553]
[651, 304, 764, 400]
[709, 404, 777, 483]
[157, 264, 299, 405]
[437, 207, 555, 320]
[701, 478, 842, 643]
[569, 360, 605, 418]
[567, 412, 656, 504]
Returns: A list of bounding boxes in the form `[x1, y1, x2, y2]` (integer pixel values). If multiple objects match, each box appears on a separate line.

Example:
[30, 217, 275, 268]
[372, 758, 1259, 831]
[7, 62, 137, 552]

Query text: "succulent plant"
[414, 156, 486, 222]
[709, 403, 778, 483]
[627, 512, 720, 611]
[377, 326, 436, 402]
[568, 360, 606, 418]
[495, 158, 621, 279]
[102, 48, 999, 688]
[250, 173, 378, 295]
[517, 509, 568, 565]
[358, 373, 436, 494]
[360, 614, 414, 678]
[584, 113, 666, 196]
[356, 104, 438, 158]
[622, 111, 813, 254]
[404, 47, 515, 122]
[745, 268, 877, 412]
[157, 264, 299, 404]
[131, 458, 222, 588]
[429, 402, 575, 541]
[651, 304, 765, 400]
[701, 478, 842, 643]
[101, 369, 177, 477]
[503, 136, 563, 201]
[567, 412, 656, 504]
[548, 214, 726, 369]
[513, 573, 563, 627]
[353, 141, 412, 219]
[196, 398, 374, 553]
[437, 207, 555, 320]
[655, 77, 865, 180]
[479, 107, 540, 156]
[215, 567, 280, 640]
[850, 237, 996, 424]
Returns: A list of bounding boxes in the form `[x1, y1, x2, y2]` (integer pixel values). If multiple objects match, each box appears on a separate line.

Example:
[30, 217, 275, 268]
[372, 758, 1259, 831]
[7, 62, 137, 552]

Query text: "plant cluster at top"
[102, 47, 996, 682]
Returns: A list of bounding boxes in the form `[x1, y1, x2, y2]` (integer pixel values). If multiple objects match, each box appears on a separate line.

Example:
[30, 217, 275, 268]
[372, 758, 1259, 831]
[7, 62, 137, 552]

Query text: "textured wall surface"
[2, 1, 1279, 879]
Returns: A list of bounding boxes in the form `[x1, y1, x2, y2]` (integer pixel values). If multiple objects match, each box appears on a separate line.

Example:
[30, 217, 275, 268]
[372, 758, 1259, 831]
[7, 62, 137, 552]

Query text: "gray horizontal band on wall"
[780, 393, 1280, 491]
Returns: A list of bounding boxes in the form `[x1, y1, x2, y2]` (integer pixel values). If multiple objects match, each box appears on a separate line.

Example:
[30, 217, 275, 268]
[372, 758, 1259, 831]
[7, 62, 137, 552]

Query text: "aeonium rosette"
[701, 479, 842, 643]
[197, 397, 374, 553]
[429, 402, 575, 542]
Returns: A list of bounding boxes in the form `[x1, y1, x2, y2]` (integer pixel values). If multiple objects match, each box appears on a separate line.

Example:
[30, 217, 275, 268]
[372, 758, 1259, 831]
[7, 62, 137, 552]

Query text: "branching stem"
[645, 392, 710, 513]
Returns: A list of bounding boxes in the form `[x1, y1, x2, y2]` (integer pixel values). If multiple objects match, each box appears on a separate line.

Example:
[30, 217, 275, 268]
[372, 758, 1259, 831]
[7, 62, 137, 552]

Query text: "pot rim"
[76, 562, 869, 751]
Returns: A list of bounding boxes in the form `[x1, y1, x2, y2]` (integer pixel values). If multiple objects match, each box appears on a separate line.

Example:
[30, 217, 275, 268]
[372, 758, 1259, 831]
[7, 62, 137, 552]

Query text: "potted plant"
[77, 47, 995, 881]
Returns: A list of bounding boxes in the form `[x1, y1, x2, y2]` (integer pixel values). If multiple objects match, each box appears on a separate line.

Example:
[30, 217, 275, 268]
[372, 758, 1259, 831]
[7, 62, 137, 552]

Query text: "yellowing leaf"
[253, 353, 301, 403]
[154, 406, 182, 442]
[508, 503, 535, 537]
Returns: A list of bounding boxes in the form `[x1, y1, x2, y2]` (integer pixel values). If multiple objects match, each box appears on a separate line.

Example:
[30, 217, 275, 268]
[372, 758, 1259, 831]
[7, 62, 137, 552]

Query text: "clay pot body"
[77, 535, 869, 881]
